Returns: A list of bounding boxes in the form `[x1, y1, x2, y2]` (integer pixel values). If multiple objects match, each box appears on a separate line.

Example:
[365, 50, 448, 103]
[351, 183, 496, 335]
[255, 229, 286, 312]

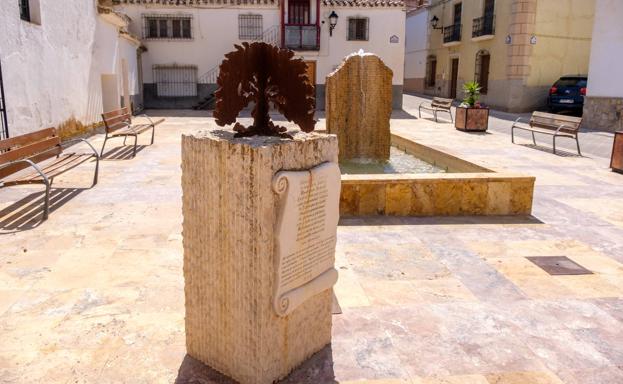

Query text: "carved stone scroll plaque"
[272, 162, 341, 317]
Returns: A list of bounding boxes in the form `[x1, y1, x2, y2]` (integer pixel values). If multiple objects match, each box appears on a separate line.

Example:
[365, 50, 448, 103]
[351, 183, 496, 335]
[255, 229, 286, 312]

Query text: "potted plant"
[455, 81, 489, 132]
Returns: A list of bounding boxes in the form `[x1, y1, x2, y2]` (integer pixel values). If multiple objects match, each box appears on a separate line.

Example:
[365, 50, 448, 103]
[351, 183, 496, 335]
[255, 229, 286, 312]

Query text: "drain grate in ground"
[526, 256, 593, 275]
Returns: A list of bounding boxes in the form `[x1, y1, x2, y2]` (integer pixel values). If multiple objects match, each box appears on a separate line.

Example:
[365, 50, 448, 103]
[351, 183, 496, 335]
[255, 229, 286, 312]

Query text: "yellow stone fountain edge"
[339, 133, 535, 217]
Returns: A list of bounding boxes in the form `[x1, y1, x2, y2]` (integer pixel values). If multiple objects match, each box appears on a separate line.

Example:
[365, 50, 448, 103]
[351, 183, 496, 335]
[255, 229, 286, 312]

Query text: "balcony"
[284, 24, 320, 51]
[443, 24, 462, 46]
[472, 15, 495, 41]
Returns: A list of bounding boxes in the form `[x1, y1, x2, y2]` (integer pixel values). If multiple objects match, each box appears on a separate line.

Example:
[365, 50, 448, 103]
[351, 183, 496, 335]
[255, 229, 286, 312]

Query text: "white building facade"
[111, 0, 406, 109]
[0, 0, 141, 138]
[403, 3, 429, 93]
[583, 0, 623, 131]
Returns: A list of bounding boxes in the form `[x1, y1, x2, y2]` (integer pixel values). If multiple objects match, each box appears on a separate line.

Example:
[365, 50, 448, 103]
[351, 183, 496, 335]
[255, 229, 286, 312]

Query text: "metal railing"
[443, 24, 462, 44]
[472, 15, 495, 38]
[0, 61, 8, 140]
[284, 24, 320, 51]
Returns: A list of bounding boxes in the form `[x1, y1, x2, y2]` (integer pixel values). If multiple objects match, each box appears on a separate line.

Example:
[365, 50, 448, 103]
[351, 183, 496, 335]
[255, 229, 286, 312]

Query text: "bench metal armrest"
[554, 124, 576, 134]
[511, 117, 524, 129]
[135, 114, 155, 126]
[62, 138, 100, 159]
[0, 158, 50, 186]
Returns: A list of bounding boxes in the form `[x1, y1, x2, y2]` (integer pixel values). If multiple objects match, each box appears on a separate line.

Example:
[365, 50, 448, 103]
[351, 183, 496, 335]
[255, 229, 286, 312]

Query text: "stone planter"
[611, 130, 623, 174]
[455, 106, 489, 132]
[181, 128, 340, 384]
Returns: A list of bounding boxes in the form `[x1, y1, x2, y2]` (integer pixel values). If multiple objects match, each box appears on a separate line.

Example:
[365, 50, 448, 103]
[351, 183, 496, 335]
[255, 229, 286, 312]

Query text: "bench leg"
[132, 135, 138, 158]
[552, 135, 557, 154]
[449, 110, 454, 123]
[100, 135, 109, 157]
[92, 154, 99, 186]
[418, 106, 422, 118]
[150, 125, 155, 145]
[123, 136, 128, 146]
[42, 179, 51, 220]
[511, 126, 515, 144]
[575, 136, 582, 156]
[433, 110, 438, 123]
[531, 131, 536, 146]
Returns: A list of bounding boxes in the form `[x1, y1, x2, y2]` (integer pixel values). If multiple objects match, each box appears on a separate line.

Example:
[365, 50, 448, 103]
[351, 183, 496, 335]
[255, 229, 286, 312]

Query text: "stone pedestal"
[181, 128, 339, 384]
[326, 51, 392, 161]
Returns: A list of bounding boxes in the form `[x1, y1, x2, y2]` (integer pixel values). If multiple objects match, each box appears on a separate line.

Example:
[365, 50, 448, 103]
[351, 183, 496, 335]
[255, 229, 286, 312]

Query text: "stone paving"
[1, 109, 623, 383]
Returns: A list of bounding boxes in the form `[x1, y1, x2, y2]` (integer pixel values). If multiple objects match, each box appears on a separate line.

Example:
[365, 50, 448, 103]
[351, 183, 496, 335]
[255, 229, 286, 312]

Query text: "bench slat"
[0, 147, 61, 180]
[0, 137, 61, 166]
[0, 127, 57, 152]
[102, 107, 131, 120]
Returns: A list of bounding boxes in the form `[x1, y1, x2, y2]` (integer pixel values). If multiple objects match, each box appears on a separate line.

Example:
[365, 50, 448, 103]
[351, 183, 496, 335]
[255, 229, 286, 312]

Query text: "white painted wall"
[0, 1, 140, 137]
[302, 7, 405, 85]
[586, 0, 623, 98]
[117, 5, 281, 83]
[0, 0, 97, 136]
[116, 4, 405, 86]
[404, 8, 429, 81]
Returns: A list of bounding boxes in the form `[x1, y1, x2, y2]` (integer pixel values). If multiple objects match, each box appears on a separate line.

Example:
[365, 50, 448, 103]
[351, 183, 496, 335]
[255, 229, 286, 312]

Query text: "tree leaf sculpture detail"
[213, 42, 316, 138]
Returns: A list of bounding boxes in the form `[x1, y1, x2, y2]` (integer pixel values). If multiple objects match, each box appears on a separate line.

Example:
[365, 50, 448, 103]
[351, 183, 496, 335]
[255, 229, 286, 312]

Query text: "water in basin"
[339, 147, 447, 175]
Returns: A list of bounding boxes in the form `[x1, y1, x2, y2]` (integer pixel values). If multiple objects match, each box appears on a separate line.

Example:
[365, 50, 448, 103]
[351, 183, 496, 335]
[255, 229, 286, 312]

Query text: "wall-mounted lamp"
[328, 11, 338, 36]
[430, 15, 443, 31]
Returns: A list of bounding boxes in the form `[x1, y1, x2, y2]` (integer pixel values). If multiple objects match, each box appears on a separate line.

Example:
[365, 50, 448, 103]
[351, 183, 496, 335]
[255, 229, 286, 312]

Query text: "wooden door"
[304, 60, 316, 102]
[480, 54, 490, 94]
[450, 58, 459, 99]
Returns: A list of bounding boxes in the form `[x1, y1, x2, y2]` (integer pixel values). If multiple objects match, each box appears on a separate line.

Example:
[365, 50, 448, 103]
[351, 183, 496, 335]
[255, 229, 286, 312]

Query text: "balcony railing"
[284, 24, 320, 51]
[472, 15, 495, 38]
[443, 24, 462, 44]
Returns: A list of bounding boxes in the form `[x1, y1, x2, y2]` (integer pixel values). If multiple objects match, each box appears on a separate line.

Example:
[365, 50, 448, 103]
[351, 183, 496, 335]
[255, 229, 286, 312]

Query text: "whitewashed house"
[110, 0, 406, 109]
[583, 0, 623, 131]
[0, 0, 141, 138]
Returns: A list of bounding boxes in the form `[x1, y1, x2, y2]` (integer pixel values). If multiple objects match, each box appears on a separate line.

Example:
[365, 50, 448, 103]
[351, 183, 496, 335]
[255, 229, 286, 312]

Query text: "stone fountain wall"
[326, 52, 393, 161]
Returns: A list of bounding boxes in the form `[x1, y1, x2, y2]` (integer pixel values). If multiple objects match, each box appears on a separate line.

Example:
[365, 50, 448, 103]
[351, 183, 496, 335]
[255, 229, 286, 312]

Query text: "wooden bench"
[511, 111, 582, 155]
[0, 128, 99, 220]
[101, 107, 165, 158]
[418, 97, 454, 123]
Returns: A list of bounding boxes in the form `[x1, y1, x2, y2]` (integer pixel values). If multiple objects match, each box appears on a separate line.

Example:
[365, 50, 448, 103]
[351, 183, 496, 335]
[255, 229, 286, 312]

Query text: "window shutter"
[348, 19, 356, 40]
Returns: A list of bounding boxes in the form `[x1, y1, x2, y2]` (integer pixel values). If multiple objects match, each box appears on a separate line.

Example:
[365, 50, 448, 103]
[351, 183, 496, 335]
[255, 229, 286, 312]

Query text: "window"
[19, 0, 30, 21]
[143, 15, 192, 39]
[288, 0, 310, 24]
[474, 50, 490, 94]
[153, 65, 198, 97]
[239, 14, 263, 40]
[348, 18, 369, 41]
[19, 0, 40, 24]
[425, 55, 437, 88]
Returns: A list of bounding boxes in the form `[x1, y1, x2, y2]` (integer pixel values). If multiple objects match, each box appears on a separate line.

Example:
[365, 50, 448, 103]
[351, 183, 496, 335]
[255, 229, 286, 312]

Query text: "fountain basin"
[339, 133, 535, 217]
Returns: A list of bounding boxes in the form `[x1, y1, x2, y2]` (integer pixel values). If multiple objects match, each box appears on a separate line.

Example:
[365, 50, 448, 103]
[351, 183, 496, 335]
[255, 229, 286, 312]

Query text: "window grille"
[143, 15, 192, 40]
[19, 0, 30, 22]
[348, 18, 369, 41]
[153, 65, 198, 97]
[239, 14, 263, 40]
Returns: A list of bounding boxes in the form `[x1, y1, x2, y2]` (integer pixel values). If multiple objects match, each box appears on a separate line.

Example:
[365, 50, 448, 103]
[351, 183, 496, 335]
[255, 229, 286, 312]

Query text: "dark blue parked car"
[547, 75, 587, 114]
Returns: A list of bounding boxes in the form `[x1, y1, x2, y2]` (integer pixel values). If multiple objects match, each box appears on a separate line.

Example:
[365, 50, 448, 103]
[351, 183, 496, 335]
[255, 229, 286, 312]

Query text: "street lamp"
[430, 15, 443, 30]
[328, 11, 338, 36]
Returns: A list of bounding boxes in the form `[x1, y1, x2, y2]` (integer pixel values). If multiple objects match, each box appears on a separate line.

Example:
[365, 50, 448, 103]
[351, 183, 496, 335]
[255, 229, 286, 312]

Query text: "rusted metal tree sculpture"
[213, 42, 316, 138]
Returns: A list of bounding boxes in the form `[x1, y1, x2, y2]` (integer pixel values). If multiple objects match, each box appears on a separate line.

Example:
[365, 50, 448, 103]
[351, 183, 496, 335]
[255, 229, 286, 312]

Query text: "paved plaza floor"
[1, 101, 622, 383]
